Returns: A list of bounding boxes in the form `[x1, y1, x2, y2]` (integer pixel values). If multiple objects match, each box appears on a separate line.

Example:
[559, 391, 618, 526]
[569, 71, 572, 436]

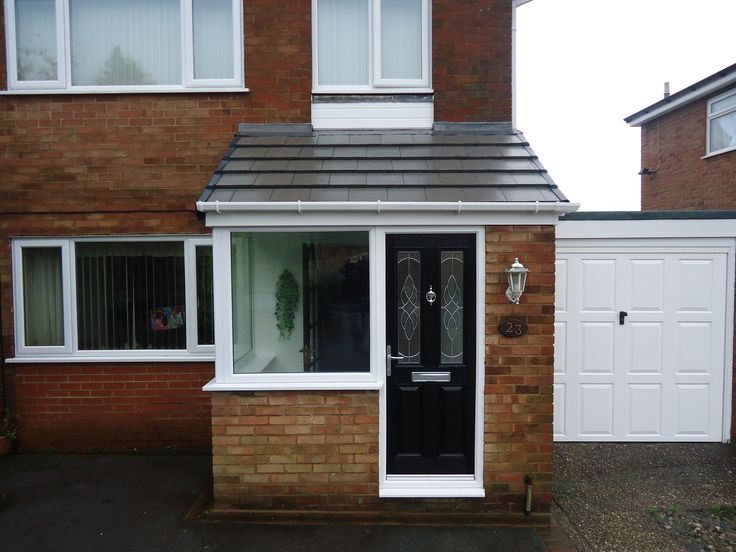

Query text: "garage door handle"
[619, 311, 628, 325]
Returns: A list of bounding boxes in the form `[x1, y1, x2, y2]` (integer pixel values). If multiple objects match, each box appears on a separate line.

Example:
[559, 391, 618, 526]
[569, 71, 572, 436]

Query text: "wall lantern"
[505, 258, 529, 304]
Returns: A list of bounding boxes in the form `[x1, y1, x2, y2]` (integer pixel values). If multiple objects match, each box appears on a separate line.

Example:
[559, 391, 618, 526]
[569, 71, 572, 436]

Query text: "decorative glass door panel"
[386, 234, 476, 475]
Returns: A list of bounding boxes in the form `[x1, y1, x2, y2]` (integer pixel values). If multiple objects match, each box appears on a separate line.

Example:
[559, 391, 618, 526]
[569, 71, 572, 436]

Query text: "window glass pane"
[710, 111, 736, 153]
[231, 232, 370, 374]
[381, 0, 422, 80]
[318, 0, 369, 85]
[440, 251, 463, 364]
[193, 0, 234, 80]
[15, 0, 58, 81]
[711, 93, 736, 114]
[196, 245, 214, 346]
[76, 242, 185, 350]
[396, 251, 420, 365]
[23, 247, 64, 346]
[70, 0, 181, 86]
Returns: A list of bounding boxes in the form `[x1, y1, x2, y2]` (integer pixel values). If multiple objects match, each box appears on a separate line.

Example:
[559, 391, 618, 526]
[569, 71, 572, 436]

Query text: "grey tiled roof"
[198, 125, 567, 205]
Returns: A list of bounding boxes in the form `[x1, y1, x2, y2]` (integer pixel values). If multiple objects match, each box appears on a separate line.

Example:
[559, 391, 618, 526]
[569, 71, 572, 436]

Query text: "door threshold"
[380, 476, 484, 498]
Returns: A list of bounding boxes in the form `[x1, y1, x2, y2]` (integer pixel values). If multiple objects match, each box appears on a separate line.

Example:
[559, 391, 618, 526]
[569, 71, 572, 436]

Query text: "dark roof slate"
[198, 125, 567, 205]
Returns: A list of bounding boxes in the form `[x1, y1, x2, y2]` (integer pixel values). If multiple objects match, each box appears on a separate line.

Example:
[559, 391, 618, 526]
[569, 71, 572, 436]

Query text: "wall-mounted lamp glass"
[505, 258, 529, 304]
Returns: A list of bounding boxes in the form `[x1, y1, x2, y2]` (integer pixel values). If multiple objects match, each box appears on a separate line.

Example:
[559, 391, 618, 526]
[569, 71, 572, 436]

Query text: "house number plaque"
[498, 317, 528, 338]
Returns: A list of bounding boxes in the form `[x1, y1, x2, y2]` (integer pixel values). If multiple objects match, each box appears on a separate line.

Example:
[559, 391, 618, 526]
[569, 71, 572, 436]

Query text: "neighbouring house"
[550, 65, 736, 445]
[0, 0, 576, 519]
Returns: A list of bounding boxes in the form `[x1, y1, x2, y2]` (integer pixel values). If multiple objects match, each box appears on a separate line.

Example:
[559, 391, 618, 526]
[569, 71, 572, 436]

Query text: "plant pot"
[0, 436, 11, 456]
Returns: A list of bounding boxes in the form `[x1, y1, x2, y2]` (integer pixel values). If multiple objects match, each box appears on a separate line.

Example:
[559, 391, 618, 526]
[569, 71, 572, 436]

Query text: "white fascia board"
[558, 218, 736, 240]
[626, 72, 736, 127]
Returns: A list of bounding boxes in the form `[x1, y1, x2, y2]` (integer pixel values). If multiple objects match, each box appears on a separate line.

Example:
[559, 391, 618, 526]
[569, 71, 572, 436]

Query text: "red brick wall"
[433, 0, 512, 122]
[640, 98, 736, 211]
[14, 362, 213, 451]
[211, 225, 555, 516]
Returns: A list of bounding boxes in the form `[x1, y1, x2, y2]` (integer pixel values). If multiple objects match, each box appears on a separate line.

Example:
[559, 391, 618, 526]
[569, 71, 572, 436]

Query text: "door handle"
[386, 345, 404, 377]
[619, 311, 628, 325]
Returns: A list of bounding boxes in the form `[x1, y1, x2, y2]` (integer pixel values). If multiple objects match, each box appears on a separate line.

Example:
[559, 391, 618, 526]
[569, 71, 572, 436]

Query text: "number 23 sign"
[498, 317, 528, 338]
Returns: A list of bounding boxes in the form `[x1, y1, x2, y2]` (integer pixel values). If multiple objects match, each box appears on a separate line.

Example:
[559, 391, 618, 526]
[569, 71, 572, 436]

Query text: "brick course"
[211, 225, 555, 515]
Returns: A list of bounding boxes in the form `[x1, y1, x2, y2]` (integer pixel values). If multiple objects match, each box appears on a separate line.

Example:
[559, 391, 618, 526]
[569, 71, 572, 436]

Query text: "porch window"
[5, 0, 243, 91]
[12, 237, 214, 359]
[230, 231, 370, 374]
[314, 0, 430, 90]
[707, 89, 736, 156]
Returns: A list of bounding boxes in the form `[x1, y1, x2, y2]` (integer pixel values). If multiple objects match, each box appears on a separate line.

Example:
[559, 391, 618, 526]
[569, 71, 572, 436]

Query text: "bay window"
[314, 0, 430, 91]
[12, 237, 214, 359]
[5, 0, 243, 92]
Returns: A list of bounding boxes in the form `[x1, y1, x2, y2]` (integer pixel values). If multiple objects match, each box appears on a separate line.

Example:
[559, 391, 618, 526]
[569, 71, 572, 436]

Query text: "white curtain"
[70, 0, 181, 86]
[193, 0, 233, 79]
[381, 0, 422, 80]
[711, 112, 736, 151]
[23, 247, 64, 347]
[15, 0, 58, 81]
[318, 0, 369, 85]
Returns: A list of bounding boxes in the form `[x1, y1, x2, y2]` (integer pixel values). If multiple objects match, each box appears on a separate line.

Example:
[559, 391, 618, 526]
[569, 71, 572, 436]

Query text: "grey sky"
[516, 0, 736, 211]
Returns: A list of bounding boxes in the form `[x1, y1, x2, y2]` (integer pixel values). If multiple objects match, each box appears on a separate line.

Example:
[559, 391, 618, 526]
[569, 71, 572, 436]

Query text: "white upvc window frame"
[11, 236, 214, 362]
[4, 0, 244, 94]
[706, 88, 736, 157]
[12, 239, 73, 356]
[311, 0, 432, 94]
[206, 226, 380, 390]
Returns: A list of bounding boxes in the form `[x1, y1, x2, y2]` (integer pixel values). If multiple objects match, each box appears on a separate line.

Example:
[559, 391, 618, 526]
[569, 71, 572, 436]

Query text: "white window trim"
[311, 0, 431, 93]
[4, 0, 244, 93]
[10, 235, 214, 362]
[706, 88, 736, 157]
[206, 226, 380, 390]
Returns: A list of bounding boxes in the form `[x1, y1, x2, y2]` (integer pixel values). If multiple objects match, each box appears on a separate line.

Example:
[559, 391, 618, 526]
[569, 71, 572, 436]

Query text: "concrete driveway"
[554, 443, 736, 551]
[0, 453, 547, 552]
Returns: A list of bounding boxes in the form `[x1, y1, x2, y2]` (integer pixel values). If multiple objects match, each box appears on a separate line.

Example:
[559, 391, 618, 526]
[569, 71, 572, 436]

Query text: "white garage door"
[554, 246, 729, 441]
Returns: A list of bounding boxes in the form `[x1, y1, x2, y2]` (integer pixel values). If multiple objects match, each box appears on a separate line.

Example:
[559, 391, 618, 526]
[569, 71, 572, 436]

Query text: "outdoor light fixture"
[505, 258, 529, 304]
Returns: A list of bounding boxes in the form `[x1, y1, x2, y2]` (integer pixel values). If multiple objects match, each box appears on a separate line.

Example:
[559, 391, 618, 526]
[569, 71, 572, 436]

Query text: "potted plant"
[0, 409, 17, 456]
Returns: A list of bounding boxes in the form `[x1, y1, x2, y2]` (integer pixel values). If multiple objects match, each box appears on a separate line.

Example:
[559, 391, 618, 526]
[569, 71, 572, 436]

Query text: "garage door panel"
[555, 247, 728, 442]
[627, 384, 662, 436]
[675, 384, 710, 436]
[628, 322, 663, 374]
[555, 259, 568, 313]
[629, 259, 665, 312]
[580, 322, 614, 374]
[579, 384, 613, 435]
[676, 322, 712, 374]
[581, 259, 615, 312]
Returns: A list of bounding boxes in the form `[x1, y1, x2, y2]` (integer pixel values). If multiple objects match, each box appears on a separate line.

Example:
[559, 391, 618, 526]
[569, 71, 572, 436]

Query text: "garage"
[554, 214, 735, 442]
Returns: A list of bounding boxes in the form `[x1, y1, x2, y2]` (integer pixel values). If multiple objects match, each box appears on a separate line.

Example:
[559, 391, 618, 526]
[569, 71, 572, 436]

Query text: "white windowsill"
[702, 144, 736, 159]
[203, 378, 382, 392]
[379, 478, 485, 498]
[0, 86, 250, 96]
[7, 354, 215, 364]
[312, 88, 433, 95]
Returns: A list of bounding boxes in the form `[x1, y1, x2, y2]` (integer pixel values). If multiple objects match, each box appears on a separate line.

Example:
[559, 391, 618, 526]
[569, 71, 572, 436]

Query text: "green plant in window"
[274, 269, 299, 340]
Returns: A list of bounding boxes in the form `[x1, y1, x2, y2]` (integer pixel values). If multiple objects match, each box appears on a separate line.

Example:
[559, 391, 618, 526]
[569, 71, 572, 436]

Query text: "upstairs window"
[707, 89, 736, 156]
[5, 0, 243, 92]
[314, 0, 430, 91]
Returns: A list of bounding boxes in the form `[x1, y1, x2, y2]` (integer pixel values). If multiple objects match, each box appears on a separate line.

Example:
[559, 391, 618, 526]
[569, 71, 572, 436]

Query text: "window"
[314, 0, 430, 91]
[5, 0, 243, 92]
[13, 237, 214, 358]
[230, 231, 370, 374]
[707, 89, 736, 156]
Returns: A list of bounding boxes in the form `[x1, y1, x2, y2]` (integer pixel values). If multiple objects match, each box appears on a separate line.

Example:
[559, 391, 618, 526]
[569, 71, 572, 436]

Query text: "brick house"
[1, 0, 575, 518]
[624, 64, 736, 442]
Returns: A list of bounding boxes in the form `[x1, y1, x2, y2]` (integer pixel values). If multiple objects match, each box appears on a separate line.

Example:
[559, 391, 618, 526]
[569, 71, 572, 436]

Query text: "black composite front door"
[386, 234, 476, 475]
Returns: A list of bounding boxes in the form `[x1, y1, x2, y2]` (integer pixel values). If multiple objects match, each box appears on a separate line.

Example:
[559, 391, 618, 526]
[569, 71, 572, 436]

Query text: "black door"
[386, 234, 476, 475]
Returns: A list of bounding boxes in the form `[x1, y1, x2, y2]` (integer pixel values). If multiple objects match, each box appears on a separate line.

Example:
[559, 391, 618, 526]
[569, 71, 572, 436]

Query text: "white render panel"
[555, 240, 730, 442]
[311, 102, 434, 130]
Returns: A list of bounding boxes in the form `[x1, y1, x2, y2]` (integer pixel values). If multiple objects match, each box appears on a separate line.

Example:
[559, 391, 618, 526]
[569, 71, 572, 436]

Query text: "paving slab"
[0, 454, 548, 552]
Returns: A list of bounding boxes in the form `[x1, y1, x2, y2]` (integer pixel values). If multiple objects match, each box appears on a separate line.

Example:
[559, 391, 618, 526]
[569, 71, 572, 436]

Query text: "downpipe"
[524, 475, 533, 515]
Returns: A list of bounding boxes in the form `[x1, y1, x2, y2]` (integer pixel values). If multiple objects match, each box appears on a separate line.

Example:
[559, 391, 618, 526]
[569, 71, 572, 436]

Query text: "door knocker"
[425, 285, 436, 305]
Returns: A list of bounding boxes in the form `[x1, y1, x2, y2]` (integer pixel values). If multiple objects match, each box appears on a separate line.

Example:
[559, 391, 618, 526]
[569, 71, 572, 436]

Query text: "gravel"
[553, 443, 736, 552]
